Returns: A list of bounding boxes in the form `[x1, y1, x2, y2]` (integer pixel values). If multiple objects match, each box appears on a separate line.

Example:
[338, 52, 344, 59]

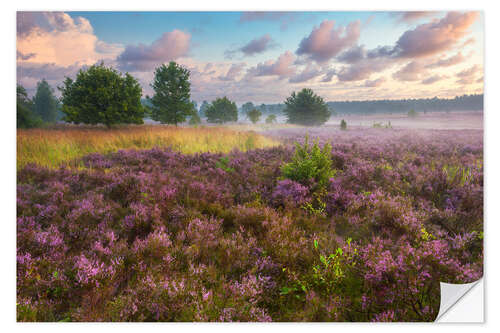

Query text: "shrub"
[280, 135, 336, 190]
[408, 109, 418, 117]
[340, 119, 347, 130]
[265, 114, 277, 124]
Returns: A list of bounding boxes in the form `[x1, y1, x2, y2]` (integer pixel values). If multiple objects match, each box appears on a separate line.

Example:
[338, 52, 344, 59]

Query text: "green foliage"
[281, 238, 359, 300]
[283, 88, 331, 126]
[215, 156, 235, 173]
[59, 63, 144, 128]
[241, 102, 255, 115]
[246, 108, 262, 124]
[373, 121, 392, 129]
[148, 62, 193, 126]
[443, 165, 474, 186]
[205, 97, 238, 124]
[265, 114, 277, 124]
[408, 109, 418, 117]
[17, 85, 43, 128]
[340, 119, 347, 130]
[281, 134, 336, 190]
[189, 110, 201, 125]
[33, 79, 59, 123]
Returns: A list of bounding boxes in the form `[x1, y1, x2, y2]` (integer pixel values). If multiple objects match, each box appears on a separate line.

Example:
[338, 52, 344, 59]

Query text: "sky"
[16, 11, 484, 105]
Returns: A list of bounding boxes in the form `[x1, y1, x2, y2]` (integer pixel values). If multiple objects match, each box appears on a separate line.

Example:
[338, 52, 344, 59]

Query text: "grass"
[17, 125, 280, 169]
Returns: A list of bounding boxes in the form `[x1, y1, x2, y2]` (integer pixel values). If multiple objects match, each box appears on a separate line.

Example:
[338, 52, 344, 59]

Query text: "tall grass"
[17, 125, 280, 169]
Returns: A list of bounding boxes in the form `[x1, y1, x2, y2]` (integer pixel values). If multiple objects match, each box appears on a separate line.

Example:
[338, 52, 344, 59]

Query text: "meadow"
[16, 123, 483, 322]
[17, 125, 279, 169]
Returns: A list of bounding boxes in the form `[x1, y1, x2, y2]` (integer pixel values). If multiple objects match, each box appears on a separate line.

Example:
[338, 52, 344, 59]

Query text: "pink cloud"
[393, 11, 479, 58]
[426, 52, 466, 68]
[217, 63, 246, 81]
[392, 11, 437, 24]
[456, 65, 481, 85]
[363, 77, 386, 87]
[392, 61, 428, 81]
[421, 75, 448, 85]
[117, 30, 191, 72]
[17, 12, 122, 67]
[246, 51, 296, 79]
[289, 64, 322, 83]
[296, 20, 360, 63]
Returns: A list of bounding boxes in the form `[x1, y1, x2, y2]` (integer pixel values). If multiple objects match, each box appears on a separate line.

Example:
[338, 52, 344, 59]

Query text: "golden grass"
[17, 125, 280, 169]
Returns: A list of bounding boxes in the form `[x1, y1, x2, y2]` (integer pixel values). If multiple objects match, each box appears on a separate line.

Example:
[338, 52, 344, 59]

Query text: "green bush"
[340, 119, 347, 130]
[281, 135, 336, 189]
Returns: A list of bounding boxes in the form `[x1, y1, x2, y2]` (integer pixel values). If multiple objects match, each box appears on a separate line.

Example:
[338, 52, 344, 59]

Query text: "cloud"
[391, 11, 437, 24]
[17, 50, 36, 60]
[17, 62, 81, 81]
[456, 65, 481, 85]
[239, 12, 297, 30]
[17, 11, 92, 36]
[289, 64, 322, 83]
[16, 12, 123, 67]
[240, 34, 276, 56]
[225, 34, 277, 58]
[392, 11, 479, 58]
[321, 69, 337, 83]
[217, 63, 246, 81]
[363, 77, 386, 87]
[116, 30, 191, 72]
[421, 74, 447, 85]
[296, 20, 361, 63]
[426, 52, 466, 68]
[336, 57, 391, 82]
[392, 61, 428, 81]
[246, 51, 296, 79]
[337, 45, 366, 64]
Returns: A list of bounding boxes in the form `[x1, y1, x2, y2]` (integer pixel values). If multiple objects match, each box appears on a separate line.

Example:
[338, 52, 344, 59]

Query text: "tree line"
[16, 60, 484, 129]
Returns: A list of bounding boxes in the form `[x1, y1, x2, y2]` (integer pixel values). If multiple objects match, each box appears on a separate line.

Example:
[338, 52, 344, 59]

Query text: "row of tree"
[21, 60, 480, 129]
[17, 61, 333, 128]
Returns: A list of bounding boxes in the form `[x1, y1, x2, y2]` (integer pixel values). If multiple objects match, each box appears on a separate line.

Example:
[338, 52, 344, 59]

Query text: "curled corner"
[435, 278, 483, 322]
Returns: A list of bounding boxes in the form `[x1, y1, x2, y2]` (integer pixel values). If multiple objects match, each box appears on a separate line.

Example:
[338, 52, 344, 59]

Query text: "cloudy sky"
[16, 11, 483, 104]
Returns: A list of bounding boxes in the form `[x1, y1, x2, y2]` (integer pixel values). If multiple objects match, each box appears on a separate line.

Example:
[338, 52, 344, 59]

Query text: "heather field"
[16, 125, 483, 322]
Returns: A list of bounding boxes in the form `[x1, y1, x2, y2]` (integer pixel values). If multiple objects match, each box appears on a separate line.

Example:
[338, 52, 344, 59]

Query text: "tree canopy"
[246, 108, 262, 124]
[17, 85, 42, 128]
[59, 63, 144, 128]
[148, 62, 193, 126]
[205, 97, 238, 124]
[283, 88, 330, 126]
[265, 114, 277, 124]
[33, 79, 58, 123]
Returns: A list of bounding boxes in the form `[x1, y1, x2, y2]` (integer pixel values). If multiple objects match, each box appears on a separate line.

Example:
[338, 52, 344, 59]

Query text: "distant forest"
[142, 94, 483, 118]
[237, 94, 483, 116]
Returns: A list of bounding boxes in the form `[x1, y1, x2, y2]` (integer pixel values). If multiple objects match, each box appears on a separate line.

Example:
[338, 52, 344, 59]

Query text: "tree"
[340, 119, 347, 130]
[241, 102, 255, 115]
[17, 85, 42, 128]
[148, 62, 192, 126]
[265, 114, 277, 124]
[205, 97, 238, 124]
[33, 79, 58, 123]
[247, 108, 262, 124]
[199, 100, 210, 117]
[283, 88, 330, 126]
[59, 63, 144, 128]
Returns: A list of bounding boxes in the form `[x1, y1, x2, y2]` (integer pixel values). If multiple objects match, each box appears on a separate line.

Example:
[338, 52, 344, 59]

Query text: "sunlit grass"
[17, 125, 280, 169]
